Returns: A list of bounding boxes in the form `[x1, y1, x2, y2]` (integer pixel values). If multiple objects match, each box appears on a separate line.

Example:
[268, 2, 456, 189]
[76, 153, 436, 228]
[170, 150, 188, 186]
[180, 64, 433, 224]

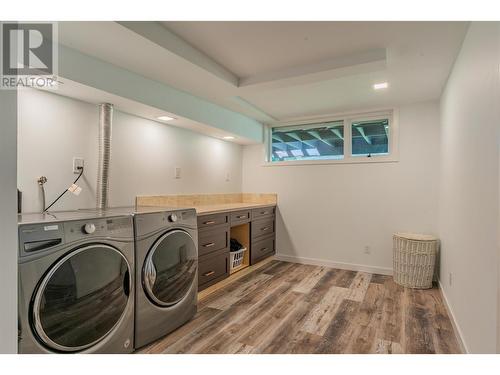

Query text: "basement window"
[267, 110, 397, 165]
[351, 118, 389, 157]
[271, 121, 344, 162]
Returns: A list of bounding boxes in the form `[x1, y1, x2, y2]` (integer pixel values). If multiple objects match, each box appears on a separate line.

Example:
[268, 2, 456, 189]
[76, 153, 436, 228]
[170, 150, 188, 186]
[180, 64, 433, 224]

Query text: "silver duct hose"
[96, 103, 113, 209]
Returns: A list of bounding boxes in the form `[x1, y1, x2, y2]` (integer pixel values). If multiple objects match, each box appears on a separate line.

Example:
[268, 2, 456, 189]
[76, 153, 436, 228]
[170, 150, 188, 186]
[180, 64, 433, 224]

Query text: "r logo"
[1, 23, 54, 76]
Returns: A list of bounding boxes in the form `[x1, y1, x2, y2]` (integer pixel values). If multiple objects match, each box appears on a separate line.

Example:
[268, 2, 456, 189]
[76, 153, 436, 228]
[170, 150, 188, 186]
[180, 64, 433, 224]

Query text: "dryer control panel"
[65, 217, 133, 242]
[134, 208, 197, 237]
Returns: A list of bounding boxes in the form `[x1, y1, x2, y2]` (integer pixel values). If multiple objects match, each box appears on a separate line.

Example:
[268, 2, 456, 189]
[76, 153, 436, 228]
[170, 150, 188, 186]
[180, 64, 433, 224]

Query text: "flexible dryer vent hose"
[96, 103, 113, 209]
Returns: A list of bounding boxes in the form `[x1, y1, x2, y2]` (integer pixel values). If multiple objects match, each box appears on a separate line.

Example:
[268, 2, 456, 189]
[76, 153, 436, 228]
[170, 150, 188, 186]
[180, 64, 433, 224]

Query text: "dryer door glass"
[33, 245, 131, 352]
[143, 229, 197, 307]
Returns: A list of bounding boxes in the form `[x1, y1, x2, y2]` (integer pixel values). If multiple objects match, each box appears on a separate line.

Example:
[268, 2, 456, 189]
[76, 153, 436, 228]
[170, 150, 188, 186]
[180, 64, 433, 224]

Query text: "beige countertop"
[136, 193, 277, 216]
[194, 202, 276, 215]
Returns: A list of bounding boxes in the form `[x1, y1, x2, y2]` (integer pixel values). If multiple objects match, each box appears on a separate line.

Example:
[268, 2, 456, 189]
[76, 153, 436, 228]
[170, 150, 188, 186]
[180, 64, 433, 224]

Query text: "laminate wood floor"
[139, 260, 461, 354]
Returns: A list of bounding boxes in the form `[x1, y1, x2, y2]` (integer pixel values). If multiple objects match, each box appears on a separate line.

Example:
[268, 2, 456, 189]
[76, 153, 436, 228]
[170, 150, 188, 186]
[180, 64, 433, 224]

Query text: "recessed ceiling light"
[157, 115, 175, 121]
[373, 82, 389, 90]
[223, 136, 235, 140]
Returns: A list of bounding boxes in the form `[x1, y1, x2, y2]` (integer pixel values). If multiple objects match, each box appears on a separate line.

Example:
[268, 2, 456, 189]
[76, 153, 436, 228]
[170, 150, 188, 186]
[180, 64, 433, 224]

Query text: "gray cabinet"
[197, 205, 276, 291]
[230, 210, 251, 226]
[250, 207, 276, 265]
[197, 214, 230, 291]
[251, 216, 275, 240]
[198, 228, 229, 257]
[251, 206, 275, 220]
[198, 248, 229, 289]
[251, 235, 275, 264]
[197, 213, 229, 229]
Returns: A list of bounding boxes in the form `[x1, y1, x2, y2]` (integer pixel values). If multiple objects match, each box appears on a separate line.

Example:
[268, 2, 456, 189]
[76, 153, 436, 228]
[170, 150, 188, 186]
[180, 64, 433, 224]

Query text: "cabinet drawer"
[230, 210, 251, 226]
[251, 216, 275, 240]
[251, 206, 275, 220]
[251, 235, 275, 264]
[198, 249, 229, 289]
[197, 213, 229, 229]
[198, 228, 229, 257]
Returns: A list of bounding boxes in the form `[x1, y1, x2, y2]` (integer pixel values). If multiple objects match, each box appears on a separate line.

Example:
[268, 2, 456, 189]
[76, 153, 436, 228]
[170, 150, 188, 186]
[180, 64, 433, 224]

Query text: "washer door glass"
[143, 229, 197, 307]
[33, 245, 130, 352]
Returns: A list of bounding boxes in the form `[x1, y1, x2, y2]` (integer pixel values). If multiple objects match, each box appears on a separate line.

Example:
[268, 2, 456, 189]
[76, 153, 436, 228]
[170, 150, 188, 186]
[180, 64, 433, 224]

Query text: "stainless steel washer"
[17, 211, 135, 354]
[133, 208, 198, 349]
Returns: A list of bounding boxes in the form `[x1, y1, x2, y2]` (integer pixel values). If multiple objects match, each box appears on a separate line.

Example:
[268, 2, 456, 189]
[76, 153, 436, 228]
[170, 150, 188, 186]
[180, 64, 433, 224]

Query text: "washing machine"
[17, 210, 135, 354]
[132, 207, 198, 348]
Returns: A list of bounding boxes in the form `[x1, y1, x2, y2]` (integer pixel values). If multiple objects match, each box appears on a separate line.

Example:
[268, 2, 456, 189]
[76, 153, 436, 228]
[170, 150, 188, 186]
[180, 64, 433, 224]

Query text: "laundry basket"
[393, 233, 438, 289]
[229, 248, 247, 272]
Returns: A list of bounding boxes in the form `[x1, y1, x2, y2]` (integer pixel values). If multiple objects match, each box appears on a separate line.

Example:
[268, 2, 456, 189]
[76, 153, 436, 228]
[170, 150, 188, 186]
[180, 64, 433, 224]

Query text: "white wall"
[242, 100, 441, 273]
[438, 22, 500, 354]
[18, 88, 243, 213]
[0, 89, 18, 353]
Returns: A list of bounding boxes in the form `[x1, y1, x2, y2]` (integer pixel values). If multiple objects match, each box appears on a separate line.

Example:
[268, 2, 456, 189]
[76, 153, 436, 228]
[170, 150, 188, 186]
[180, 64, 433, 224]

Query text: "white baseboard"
[437, 280, 469, 354]
[274, 253, 393, 275]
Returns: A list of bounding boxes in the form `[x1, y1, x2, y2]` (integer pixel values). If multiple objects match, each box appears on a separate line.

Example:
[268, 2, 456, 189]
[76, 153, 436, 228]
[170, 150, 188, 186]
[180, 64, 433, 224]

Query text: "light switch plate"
[175, 167, 181, 179]
[73, 157, 84, 174]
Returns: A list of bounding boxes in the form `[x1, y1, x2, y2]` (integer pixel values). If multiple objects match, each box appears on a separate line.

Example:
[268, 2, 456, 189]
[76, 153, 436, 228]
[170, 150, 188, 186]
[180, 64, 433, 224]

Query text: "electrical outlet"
[73, 157, 84, 174]
[174, 167, 181, 179]
[364, 245, 371, 254]
[448, 272, 452, 286]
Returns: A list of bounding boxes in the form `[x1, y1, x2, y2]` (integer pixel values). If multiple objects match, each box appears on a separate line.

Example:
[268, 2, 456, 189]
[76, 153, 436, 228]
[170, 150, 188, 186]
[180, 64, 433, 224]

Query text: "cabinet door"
[197, 213, 229, 229]
[251, 235, 275, 264]
[198, 249, 229, 290]
[230, 210, 251, 226]
[251, 216, 275, 240]
[198, 228, 229, 257]
[251, 206, 275, 220]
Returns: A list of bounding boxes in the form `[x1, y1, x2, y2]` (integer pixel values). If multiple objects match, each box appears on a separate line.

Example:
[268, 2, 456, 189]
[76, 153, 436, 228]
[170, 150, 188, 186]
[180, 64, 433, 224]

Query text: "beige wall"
[17, 88, 244, 213]
[242, 100, 441, 274]
[438, 22, 500, 353]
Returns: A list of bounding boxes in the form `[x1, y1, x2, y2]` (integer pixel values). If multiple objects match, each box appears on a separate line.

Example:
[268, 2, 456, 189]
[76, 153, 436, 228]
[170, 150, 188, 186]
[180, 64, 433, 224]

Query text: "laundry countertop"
[136, 193, 277, 216]
[193, 202, 276, 216]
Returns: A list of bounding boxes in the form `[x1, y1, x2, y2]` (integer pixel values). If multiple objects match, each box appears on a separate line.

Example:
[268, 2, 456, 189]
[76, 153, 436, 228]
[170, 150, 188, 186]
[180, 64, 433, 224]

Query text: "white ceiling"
[58, 21, 468, 124]
[163, 22, 432, 79]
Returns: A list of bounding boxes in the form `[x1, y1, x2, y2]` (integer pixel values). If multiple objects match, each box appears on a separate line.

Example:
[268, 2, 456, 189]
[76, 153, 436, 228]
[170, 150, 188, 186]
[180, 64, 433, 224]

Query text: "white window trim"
[263, 108, 399, 166]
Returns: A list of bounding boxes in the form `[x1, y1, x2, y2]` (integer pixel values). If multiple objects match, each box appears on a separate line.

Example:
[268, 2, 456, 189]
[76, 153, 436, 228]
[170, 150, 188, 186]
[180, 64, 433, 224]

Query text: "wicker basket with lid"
[393, 232, 439, 289]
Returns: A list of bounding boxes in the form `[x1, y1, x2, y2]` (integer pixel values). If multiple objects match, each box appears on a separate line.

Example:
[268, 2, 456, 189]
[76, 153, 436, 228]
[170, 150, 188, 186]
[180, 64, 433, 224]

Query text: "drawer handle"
[260, 247, 268, 252]
[260, 211, 268, 215]
[204, 220, 216, 225]
[237, 215, 247, 219]
[203, 271, 215, 277]
[261, 227, 270, 231]
[203, 242, 215, 248]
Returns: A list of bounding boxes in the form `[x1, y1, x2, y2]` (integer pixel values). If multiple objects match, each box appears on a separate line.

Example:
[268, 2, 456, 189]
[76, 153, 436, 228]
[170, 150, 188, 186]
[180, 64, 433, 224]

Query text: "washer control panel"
[18, 216, 133, 259]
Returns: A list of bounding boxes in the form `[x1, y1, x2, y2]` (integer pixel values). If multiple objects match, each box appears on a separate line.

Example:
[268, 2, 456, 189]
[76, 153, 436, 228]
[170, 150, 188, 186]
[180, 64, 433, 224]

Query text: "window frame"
[264, 109, 399, 166]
